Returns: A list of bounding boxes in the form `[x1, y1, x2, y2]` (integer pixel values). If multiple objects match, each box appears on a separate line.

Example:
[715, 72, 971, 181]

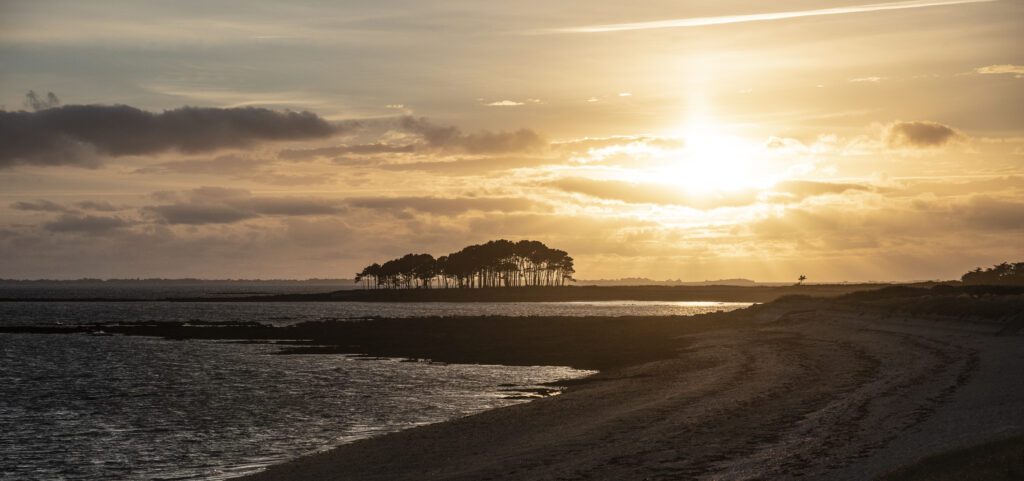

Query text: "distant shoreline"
[0, 283, 923, 303]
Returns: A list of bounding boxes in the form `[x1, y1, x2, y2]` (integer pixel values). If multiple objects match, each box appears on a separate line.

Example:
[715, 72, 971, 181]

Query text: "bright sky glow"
[0, 0, 1021, 282]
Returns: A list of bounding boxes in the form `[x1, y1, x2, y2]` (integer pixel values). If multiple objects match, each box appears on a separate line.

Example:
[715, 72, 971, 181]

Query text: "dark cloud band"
[397, 116, 546, 154]
[884, 121, 963, 148]
[0, 104, 338, 168]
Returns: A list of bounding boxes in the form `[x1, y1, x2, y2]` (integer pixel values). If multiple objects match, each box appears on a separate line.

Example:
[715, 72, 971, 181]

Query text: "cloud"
[557, 135, 685, 150]
[43, 214, 130, 233]
[136, 154, 341, 185]
[768, 191, 1022, 232]
[244, 197, 344, 216]
[143, 204, 254, 225]
[137, 154, 270, 175]
[465, 213, 658, 242]
[278, 143, 416, 161]
[75, 201, 121, 212]
[11, 199, 125, 215]
[554, 0, 994, 33]
[899, 175, 1023, 198]
[547, 177, 759, 209]
[884, 121, 965, 148]
[347, 196, 546, 217]
[178, 186, 250, 201]
[11, 199, 72, 213]
[849, 76, 884, 83]
[246, 172, 341, 186]
[396, 116, 546, 154]
[0, 104, 338, 168]
[975, 64, 1024, 78]
[958, 196, 1024, 231]
[143, 187, 345, 225]
[742, 194, 1024, 257]
[549, 177, 874, 209]
[763, 136, 810, 154]
[485, 100, 525, 107]
[281, 116, 547, 159]
[145, 116, 548, 165]
[378, 156, 559, 175]
[770, 180, 872, 198]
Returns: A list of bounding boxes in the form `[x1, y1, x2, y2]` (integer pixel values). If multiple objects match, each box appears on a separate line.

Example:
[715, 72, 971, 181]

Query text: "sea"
[0, 284, 751, 480]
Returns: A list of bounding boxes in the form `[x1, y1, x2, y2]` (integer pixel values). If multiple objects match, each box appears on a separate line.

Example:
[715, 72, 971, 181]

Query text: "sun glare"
[656, 125, 775, 193]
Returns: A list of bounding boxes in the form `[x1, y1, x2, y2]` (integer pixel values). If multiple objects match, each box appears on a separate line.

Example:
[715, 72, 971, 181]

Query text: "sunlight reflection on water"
[0, 300, 753, 327]
[0, 334, 593, 480]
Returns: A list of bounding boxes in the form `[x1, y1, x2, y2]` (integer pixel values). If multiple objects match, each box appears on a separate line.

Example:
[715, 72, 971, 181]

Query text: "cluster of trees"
[354, 240, 575, 289]
[961, 262, 1024, 286]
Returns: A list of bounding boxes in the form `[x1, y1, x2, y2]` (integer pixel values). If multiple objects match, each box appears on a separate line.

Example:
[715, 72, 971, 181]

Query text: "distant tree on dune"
[796, 275, 807, 286]
[354, 263, 382, 289]
[961, 262, 1024, 286]
[354, 239, 575, 289]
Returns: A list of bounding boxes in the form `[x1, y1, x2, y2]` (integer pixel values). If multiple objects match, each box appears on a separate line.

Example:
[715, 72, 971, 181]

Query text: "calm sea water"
[0, 300, 752, 328]
[0, 283, 356, 301]
[0, 288, 751, 480]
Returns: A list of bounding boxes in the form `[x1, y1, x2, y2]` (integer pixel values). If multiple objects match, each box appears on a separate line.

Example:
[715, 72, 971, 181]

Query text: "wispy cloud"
[554, 0, 995, 33]
[850, 76, 885, 83]
[975, 64, 1024, 78]
[485, 100, 525, 107]
[147, 86, 323, 109]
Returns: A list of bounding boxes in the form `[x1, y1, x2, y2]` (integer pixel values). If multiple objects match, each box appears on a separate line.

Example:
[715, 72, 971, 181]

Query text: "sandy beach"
[237, 304, 1024, 480]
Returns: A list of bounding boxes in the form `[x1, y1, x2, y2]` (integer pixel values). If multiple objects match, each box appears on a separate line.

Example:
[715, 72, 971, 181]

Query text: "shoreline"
[0, 283, 904, 303]
[232, 295, 1023, 480]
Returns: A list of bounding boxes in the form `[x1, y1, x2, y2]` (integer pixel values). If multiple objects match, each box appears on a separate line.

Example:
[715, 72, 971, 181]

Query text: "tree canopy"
[354, 239, 575, 289]
[960, 262, 1024, 286]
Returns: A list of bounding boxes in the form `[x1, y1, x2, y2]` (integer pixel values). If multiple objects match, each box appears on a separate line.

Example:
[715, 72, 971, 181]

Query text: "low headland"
[6, 284, 1023, 479]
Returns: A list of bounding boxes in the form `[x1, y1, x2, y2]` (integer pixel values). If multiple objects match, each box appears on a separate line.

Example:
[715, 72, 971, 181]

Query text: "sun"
[655, 124, 776, 193]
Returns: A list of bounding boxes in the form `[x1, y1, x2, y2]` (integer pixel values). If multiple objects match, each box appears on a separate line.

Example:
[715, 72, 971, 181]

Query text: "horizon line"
[0, 277, 949, 284]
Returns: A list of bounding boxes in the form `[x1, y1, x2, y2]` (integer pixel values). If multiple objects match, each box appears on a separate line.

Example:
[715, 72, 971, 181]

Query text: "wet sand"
[237, 307, 1024, 480]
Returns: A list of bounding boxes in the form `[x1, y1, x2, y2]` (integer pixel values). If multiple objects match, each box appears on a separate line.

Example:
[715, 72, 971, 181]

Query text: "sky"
[0, 0, 1021, 281]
